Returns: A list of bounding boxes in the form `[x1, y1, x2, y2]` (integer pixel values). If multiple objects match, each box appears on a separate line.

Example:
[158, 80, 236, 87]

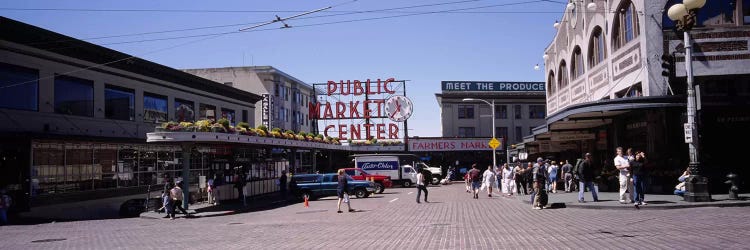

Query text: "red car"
[340, 168, 392, 194]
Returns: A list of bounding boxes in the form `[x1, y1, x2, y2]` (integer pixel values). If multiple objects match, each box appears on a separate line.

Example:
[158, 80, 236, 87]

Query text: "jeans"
[416, 185, 428, 202]
[172, 200, 188, 215]
[632, 175, 645, 203]
[564, 173, 573, 192]
[578, 181, 599, 202]
[516, 178, 527, 195]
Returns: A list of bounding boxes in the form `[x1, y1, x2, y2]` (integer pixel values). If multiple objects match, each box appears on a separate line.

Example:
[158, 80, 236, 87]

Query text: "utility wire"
[0, 1, 565, 13]
[0, 3, 350, 90]
[37, 0, 561, 51]
[25, 0, 484, 45]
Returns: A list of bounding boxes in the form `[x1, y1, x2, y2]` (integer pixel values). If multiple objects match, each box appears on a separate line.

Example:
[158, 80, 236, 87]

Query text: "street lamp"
[666, 0, 710, 202]
[462, 98, 497, 171]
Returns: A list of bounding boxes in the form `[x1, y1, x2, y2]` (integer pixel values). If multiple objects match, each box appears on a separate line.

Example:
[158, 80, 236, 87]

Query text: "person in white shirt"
[614, 147, 633, 203]
[502, 164, 515, 196]
[416, 170, 428, 203]
[483, 166, 496, 197]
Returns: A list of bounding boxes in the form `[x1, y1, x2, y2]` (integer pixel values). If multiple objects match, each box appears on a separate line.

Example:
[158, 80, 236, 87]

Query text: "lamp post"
[667, 0, 710, 202]
[463, 98, 497, 171]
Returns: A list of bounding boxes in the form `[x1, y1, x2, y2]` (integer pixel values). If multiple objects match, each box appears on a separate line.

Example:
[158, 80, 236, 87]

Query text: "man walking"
[614, 147, 633, 204]
[416, 168, 428, 203]
[468, 164, 481, 199]
[578, 153, 599, 203]
[279, 170, 288, 200]
[514, 163, 527, 195]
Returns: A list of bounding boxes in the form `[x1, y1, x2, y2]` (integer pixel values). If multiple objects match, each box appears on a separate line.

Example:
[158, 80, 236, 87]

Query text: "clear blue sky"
[2, 0, 565, 137]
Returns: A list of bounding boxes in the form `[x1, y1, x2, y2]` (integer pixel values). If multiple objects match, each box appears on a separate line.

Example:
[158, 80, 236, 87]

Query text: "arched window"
[613, 0, 640, 50]
[588, 26, 607, 68]
[547, 71, 556, 96]
[558, 60, 569, 89]
[571, 46, 585, 80]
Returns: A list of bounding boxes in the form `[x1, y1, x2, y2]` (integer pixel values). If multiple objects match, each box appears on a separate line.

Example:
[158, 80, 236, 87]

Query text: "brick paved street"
[2, 183, 749, 249]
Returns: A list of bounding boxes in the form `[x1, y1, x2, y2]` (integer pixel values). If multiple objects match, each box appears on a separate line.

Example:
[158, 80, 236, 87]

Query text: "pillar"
[181, 143, 193, 209]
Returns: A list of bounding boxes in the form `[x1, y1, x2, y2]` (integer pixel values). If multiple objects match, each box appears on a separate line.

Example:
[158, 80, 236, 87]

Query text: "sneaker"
[348, 209, 355, 212]
[533, 207, 542, 210]
[640, 201, 648, 205]
[337, 210, 343, 213]
[488, 194, 492, 197]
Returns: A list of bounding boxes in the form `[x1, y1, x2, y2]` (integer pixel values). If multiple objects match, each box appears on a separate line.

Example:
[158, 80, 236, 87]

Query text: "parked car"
[339, 168, 392, 193]
[290, 173, 376, 201]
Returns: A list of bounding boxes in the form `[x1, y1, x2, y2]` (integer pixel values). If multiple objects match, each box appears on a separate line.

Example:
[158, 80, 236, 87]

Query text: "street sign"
[684, 123, 693, 143]
[488, 137, 501, 149]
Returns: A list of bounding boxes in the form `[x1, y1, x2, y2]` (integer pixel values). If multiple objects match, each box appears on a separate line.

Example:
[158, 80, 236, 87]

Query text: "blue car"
[290, 173, 376, 200]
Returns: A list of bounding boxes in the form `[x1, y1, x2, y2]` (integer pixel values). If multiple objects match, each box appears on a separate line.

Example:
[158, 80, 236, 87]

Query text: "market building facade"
[0, 17, 293, 219]
[526, 0, 750, 194]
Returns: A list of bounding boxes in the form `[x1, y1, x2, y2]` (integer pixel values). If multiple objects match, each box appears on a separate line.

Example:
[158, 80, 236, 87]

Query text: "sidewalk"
[512, 190, 750, 210]
[140, 192, 293, 219]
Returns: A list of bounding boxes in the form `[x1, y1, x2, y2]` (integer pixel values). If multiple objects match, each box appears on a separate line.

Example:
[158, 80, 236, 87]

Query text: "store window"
[558, 60, 569, 89]
[221, 108, 235, 125]
[547, 72, 556, 95]
[0, 62, 38, 111]
[515, 126, 523, 142]
[496, 127, 508, 142]
[495, 105, 507, 119]
[515, 105, 522, 119]
[571, 46, 585, 80]
[104, 85, 135, 121]
[588, 27, 607, 68]
[458, 105, 474, 119]
[458, 127, 475, 137]
[613, 0, 640, 51]
[55, 75, 93, 117]
[529, 105, 546, 119]
[199, 103, 216, 121]
[143, 93, 167, 123]
[174, 99, 194, 122]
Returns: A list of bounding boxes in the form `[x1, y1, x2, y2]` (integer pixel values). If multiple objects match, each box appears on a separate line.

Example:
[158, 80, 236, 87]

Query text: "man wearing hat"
[577, 153, 599, 202]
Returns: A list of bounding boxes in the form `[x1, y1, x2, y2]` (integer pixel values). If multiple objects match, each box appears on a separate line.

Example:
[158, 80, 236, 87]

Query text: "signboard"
[357, 161, 400, 171]
[261, 94, 272, 129]
[684, 123, 693, 143]
[441, 81, 545, 92]
[550, 133, 596, 142]
[409, 138, 495, 152]
[312, 78, 407, 140]
[488, 137, 501, 149]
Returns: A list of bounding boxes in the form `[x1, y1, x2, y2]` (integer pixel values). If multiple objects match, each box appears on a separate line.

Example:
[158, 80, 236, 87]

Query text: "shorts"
[337, 189, 346, 198]
[471, 181, 481, 190]
[549, 176, 558, 182]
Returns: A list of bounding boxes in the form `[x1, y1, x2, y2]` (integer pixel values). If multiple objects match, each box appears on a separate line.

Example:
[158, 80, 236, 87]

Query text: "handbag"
[343, 193, 350, 203]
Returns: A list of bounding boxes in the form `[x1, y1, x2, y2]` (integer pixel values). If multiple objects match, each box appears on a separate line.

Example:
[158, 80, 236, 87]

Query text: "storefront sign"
[261, 94, 272, 129]
[409, 138, 494, 152]
[312, 78, 407, 140]
[441, 81, 545, 92]
[550, 133, 595, 142]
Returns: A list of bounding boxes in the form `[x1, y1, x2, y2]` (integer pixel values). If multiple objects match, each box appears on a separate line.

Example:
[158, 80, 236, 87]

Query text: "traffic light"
[661, 54, 675, 77]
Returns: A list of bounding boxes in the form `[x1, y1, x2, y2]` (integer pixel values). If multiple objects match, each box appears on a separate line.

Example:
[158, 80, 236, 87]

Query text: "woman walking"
[548, 161, 559, 193]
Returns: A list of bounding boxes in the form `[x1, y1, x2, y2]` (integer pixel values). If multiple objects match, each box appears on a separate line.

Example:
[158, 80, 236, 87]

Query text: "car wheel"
[354, 188, 367, 198]
[431, 177, 440, 185]
[374, 183, 384, 194]
[403, 180, 412, 188]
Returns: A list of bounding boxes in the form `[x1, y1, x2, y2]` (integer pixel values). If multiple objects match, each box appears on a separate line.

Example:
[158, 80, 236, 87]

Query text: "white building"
[184, 66, 318, 134]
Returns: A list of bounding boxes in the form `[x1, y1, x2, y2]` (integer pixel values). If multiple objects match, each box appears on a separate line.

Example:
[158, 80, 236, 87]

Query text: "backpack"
[534, 165, 547, 182]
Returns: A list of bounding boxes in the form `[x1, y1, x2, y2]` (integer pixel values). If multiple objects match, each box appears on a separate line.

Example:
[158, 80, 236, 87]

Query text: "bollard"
[725, 173, 739, 200]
